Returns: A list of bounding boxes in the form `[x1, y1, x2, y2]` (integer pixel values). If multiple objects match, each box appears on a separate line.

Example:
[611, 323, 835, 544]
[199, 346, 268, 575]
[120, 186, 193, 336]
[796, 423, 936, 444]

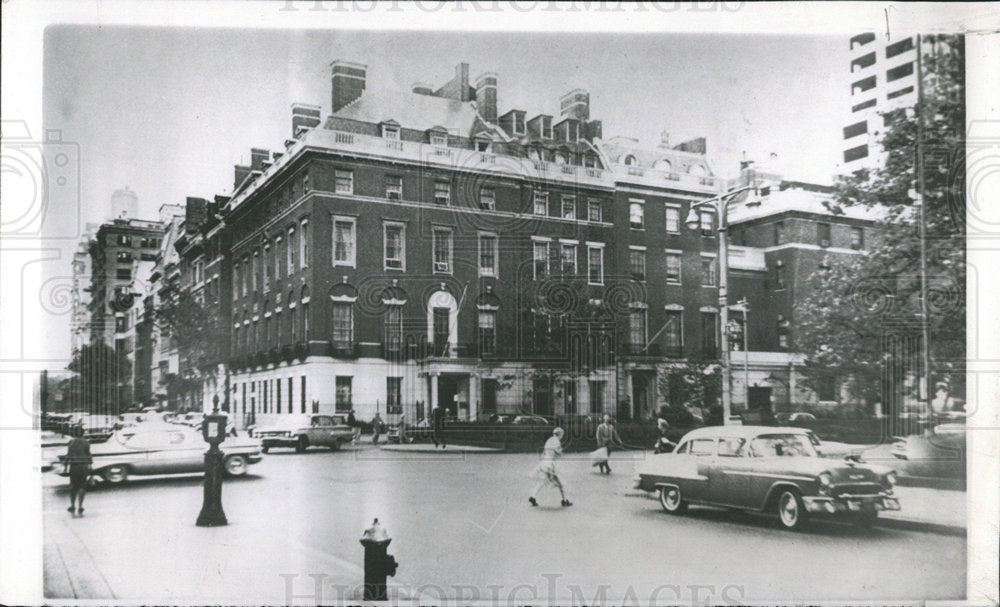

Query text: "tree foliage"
[65, 342, 132, 412]
[153, 264, 225, 386]
[797, 35, 965, 406]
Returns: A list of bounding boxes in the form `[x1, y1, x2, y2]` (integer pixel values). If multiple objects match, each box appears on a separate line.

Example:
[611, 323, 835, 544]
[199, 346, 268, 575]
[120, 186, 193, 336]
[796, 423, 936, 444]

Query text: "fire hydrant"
[360, 518, 397, 601]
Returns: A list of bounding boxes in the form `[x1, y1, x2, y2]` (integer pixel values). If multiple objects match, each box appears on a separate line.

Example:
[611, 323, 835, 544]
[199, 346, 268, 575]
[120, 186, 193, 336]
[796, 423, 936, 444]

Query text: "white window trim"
[561, 195, 576, 220]
[701, 255, 718, 288]
[478, 232, 499, 278]
[531, 235, 553, 243]
[560, 242, 578, 275]
[587, 199, 603, 222]
[334, 169, 354, 195]
[479, 186, 496, 210]
[329, 295, 358, 303]
[332, 215, 357, 268]
[665, 250, 683, 285]
[299, 218, 309, 268]
[287, 227, 296, 275]
[533, 191, 549, 215]
[699, 252, 718, 258]
[587, 243, 605, 285]
[434, 181, 451, 206]
[629, 198, 645, 230]
[385, 176, 403, 201]
[629, 245, 647, 251]
[432, 227, 454, 275]
[383, 221, 406, 272]
[664, 203, 682, 233]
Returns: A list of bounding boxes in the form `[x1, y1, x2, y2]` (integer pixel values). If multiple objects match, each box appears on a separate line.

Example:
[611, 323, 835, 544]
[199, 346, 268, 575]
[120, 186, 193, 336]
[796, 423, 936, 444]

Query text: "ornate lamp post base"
[196, 446, 228, 526]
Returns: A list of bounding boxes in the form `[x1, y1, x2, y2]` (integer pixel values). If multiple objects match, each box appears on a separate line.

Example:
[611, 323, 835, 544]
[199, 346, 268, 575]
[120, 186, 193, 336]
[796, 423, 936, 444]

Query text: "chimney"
[434, 62, 472, 102]
[673, 137, 707, 154]
[411, 82, 434, 95]
[250, 148, 269, 172]
[474, 72, 498, 124]
[559, 89, 590, 122]
[585, 120, 603, 141]
[331, 60, 367, 113]
[291, 103, 321, 138]
[234, 165, 251, 189]
[184, 197, 208, 234]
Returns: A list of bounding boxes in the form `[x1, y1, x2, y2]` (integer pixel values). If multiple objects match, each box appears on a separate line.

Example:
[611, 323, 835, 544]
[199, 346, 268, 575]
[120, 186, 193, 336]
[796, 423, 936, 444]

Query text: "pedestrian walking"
[431, 404, 447, 449]
[348, 409, 361, 445]
[371, 413, 384, 445]
[64, 427, 92, 515]
[529, 428, 572, 507]
[592, 415, 621, 474]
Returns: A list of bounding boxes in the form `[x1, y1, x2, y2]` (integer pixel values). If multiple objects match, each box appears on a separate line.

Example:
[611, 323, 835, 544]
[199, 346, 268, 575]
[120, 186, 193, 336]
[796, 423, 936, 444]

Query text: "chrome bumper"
[803, 494, 901, 514]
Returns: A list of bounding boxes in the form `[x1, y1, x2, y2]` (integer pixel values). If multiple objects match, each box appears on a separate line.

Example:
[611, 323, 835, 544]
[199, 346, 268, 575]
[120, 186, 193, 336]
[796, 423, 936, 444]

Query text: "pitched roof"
[329, 90, 481, 136]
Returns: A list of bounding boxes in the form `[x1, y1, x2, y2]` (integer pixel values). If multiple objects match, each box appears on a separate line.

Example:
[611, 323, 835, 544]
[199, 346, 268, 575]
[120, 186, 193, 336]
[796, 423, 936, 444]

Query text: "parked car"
[56, 426, 263, 482]
[251, 414, 354, 453]
[511, 415, 551, 425]
[634, 425, 900, 530]
[776, 412, 817, 424]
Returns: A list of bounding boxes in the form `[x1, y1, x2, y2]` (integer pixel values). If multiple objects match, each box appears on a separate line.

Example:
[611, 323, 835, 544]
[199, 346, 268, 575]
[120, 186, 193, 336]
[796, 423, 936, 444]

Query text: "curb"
[877, 516, 966, 537]
[379, 444, 504, 453]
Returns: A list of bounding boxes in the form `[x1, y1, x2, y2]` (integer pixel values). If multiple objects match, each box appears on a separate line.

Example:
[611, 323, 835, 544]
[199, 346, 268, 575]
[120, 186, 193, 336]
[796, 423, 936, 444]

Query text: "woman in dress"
[592, 414, 620, 474]
[529, 427, 572, 507]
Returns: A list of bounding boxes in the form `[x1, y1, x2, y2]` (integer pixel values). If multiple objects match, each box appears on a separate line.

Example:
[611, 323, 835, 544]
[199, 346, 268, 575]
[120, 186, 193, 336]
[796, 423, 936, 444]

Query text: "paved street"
[43, 443, 966, 603]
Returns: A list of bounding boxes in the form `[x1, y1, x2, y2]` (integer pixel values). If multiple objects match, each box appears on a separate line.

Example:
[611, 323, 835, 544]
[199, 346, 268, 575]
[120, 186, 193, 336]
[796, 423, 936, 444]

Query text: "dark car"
[635, 425, 900, 530]
[251, 414, 354, 452]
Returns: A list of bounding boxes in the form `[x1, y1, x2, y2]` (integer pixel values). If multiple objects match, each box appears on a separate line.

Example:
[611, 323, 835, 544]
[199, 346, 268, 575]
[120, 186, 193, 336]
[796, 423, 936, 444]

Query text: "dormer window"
[475, 139, 491, 152]
[624, 155, 637, 166]
[428, 128, 448, 146]
[554, 152, 568, 165]
[513, 113, 526, 136]
[381, 122, 400, 140]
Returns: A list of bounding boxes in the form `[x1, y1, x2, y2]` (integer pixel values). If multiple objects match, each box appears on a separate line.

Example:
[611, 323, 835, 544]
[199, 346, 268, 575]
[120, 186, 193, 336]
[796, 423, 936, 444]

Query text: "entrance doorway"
[438, 375, 459, 418]
[748, 386, 773, 413]
[629, 372, 654, 420]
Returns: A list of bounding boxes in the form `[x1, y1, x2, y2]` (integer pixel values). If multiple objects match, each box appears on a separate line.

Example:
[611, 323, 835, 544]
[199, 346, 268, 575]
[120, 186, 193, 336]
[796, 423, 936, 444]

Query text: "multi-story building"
[204, 59, 882, 429]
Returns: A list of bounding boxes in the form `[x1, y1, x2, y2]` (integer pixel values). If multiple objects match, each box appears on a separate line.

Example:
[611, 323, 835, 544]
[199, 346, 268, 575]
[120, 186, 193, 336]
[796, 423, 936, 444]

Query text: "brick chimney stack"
[291, 103, 321, 138]
[474, 72, 498, 124]
[331, 60, 367, 113]
[559, 89, 590, 122]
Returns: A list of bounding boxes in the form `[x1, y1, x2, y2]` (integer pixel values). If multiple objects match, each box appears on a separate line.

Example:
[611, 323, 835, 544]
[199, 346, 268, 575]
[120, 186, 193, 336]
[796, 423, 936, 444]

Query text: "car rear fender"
[761, 481, 804, 512]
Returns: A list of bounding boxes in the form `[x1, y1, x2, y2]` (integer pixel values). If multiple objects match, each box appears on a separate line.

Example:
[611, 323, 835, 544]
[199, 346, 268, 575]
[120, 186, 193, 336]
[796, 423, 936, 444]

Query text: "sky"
[44, 27, 848, 224]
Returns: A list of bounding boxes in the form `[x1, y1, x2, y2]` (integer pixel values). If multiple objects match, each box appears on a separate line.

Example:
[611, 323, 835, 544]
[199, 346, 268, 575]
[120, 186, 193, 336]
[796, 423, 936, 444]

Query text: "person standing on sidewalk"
[371, 413, 384, 445]
[64, 427, 92, 515]
[348, 409, 361, 445]
[529, 427, 572, 507]
[431, 404, 447, 449]
[593, 415, 621, 474]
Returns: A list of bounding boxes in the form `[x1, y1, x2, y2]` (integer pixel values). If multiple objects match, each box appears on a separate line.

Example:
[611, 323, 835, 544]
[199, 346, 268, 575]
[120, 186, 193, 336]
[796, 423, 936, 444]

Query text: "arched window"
[688, 164, 707, 176]
[653, 159, 672, 172]
[624, 155, 637, 166]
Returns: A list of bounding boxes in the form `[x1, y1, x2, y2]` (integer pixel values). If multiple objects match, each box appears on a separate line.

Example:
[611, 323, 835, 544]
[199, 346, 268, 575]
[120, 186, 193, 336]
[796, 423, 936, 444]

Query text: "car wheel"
[295, 435, 309, 453]
[224, 455, 248, 476]
[777, 489, 807, 530]
[658, 486, 687, 514]
[329, 441, 341, 451]
[262, 446, 270, 454]
[102, 465, 129, 484]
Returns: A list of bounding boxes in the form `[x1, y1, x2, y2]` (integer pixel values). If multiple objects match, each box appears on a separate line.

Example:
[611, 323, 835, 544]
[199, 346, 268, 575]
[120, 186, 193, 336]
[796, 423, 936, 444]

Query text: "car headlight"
[883, 471, 897, 490]
[818, 472, 832, 495]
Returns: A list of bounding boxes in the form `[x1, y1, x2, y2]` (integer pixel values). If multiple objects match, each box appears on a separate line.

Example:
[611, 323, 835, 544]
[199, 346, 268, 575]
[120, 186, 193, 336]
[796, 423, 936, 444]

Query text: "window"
[382, 124, 399, 140]
[533, 241, 550, 279]
[540, 118, 553, 140]
[629, 200, 644, 229]
[562, 379, 577, 414]
[886, 37, 914, 59]
[701, 312, 718, 356]
[665, 252, 682, 284]
[852, 98, 877, 112]
[777, 314, 790, 349]
[665, 205, 680, 233]
[386, 377, 402, 414]
[887, 61, 914, 83]
[629, 309, 647, 349]
[434, 181, 451, 205]
[116, 268, 132, 280]
[287, 227, 296, 274]
[475, 139, 490, 152]
[852, 75, 877, 95]
[274, 236, 283, 281]
[263, 243, 271, 292]
[533, 191, 548, 215]
[430, 131, 448, 146]
[844, 144, 869, 163]
[850, 227, 864, 250]
[587, 245, 604, 284]
[433, 307, 450, 356]
[233, 263, 241, 300]
[331, 302, 353, 348]
[479, 233, 498, 277]
[333, 218, 356, 267]
[251, 251, 259, 292]
[664, 310, 682, 353]
[116, 251, 132, 263]
[335, 170, 353, 194]
[851, 51, 877, 72]
[385, 176, 402, 201]
[385, 305, 403, 353]
[887, 86, 915, 100]
[335, 376, 352, 412]
[699, 211, 714, 235]
[242, 257, 250, 296]
[479, 310, 496, 355]
[818, 222, 831, 246]
[432, 228, 453, 274]
[384, 223, 405, 271]
[560, 243, 577, 276]
[116, 234, 131, 246]
[289, 304, 297, 343]
[561, 196, 576, 220]
[843, 121, 867, 139]
[774, 221, 786, 245]
[624, 155, 637, 166]
[588, 380, 605, 414]
[302, 376, 309, 413]
[630, 249, 646, 281]
[775, 264, 786, 290]
[479, 187, 495, 211]
[300, 219, 309, 267]
[276, 379, 282, 414]
[718, 438, 746, 457]
[701, 256, 717, 287]
[588, 199, 602, 222]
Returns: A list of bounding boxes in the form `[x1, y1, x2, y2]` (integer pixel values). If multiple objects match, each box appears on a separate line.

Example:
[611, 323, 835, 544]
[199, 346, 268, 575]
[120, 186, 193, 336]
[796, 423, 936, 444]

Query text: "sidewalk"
[378, 443, 503, 453]
[877, 485, 966, 535]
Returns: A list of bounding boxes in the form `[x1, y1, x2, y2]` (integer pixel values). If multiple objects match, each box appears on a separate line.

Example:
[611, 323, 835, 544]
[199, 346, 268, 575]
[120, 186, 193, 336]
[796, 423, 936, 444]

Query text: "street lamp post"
[685, 185, 760, 426]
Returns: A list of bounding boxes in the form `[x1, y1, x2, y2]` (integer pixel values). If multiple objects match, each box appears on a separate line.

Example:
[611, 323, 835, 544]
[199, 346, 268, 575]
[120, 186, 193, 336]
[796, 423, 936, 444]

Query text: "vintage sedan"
[251, 414, 354, 452]
[56, 426, 263, 483]
[635, 426, 900, 530]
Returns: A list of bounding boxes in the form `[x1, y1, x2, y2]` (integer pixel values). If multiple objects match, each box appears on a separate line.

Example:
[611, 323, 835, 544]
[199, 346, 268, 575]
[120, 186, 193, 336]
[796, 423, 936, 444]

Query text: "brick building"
[185, 59, 883, 429]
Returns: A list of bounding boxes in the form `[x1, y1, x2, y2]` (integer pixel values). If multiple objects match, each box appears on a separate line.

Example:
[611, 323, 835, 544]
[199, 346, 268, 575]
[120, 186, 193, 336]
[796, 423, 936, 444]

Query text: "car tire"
[224, 455, 248, 476]
[102, 465, 129, 484]
[777, 489, 808, 531]
[329, 441, 341, 451]
[658, 486, 687, 514]
[262, 446, 270, 454]
[295, 435, 309, 453]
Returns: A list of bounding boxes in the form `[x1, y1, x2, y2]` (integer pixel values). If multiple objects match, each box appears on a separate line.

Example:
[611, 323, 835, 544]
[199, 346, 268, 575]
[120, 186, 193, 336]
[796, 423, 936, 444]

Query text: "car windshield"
[748, 433, 818, 458]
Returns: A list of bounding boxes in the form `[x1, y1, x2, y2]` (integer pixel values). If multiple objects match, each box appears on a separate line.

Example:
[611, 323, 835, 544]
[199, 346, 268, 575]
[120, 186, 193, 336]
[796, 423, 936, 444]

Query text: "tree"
[798, 35, 965, 410]
[66, 342, 131, 414]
